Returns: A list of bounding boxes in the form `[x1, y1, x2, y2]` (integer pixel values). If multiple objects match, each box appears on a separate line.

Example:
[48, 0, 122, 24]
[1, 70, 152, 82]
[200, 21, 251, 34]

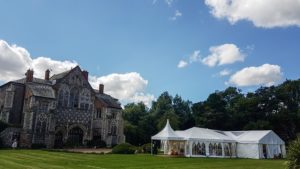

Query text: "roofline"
[0, 81, 25, 88]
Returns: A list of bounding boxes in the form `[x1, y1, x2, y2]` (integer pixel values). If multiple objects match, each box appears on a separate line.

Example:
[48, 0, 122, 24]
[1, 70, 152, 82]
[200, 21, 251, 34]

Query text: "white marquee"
[151, 120, 286, 159]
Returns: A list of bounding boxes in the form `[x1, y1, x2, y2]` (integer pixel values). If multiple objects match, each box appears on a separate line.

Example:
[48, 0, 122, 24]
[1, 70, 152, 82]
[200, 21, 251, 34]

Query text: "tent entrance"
[262, 144, 268, 159]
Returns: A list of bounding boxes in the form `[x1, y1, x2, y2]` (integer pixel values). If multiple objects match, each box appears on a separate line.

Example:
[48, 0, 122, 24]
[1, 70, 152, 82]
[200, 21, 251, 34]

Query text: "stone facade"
[0, 66, 125, 148]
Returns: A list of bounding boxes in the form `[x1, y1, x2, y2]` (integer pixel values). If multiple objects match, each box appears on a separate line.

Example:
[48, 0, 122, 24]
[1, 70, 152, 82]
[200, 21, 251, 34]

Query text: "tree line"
[123, 79, 300, 146]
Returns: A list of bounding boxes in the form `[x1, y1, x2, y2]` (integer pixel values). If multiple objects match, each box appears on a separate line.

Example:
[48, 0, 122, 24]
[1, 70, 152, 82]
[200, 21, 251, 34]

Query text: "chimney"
[99, 84, 104, 94]
[45, 69, 50, 80]
[82, 70, 89, 81]
[25, 69, 34, 82]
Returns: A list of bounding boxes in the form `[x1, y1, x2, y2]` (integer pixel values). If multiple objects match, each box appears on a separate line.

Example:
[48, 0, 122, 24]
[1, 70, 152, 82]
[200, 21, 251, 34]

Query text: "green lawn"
[0, 150, 287, 169]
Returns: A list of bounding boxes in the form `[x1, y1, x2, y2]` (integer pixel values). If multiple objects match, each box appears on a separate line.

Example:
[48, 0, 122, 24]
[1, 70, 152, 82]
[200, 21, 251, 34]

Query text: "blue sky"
[0, 0, 300, 106]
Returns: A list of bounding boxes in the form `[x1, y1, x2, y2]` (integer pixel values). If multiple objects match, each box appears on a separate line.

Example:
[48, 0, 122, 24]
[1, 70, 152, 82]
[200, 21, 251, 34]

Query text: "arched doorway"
[54, 131, 64, 148]
[68, 127, 84, 147]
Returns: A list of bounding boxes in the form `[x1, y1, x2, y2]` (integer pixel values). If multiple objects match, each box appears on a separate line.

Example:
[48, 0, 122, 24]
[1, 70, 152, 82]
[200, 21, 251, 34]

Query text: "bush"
[112, 143, 136, 154]
[141, 143, 152, 154]
[31, 143, 46, 149]
[287, 137, 300, 169]
[86, 139, 107, 148]
[64, 138, 83, 148]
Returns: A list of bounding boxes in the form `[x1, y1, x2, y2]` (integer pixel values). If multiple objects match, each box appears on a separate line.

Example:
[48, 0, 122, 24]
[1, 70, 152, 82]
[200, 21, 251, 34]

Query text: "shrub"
[86, 139, 107, 148]
[64, 138, 83, 148]
[31, 143, 46, 149]
[141, 143, 151, 154]
[112, 143, 136, 154]
[287, 137, 300, 169]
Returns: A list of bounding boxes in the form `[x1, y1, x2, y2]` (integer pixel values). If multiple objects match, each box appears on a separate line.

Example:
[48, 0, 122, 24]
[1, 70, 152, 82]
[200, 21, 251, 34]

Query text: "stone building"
[0, 66, 125, 148]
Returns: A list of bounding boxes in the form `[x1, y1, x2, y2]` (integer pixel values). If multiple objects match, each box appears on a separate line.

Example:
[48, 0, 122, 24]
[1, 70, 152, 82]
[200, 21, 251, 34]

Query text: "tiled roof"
[27, 83, 55, 99]
[95, 92, 122, 109]
[50, 70, 71, 80]
[13, 78, 52, 85]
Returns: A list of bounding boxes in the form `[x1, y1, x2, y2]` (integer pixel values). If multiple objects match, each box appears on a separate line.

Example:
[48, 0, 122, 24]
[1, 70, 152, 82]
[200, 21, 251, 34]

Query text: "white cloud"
[177, 50, 201, 68]
[165, 0, 174, 6]
[0, 39, 155, 107]
[228, 64, 283, 87]
[219, 69, 231, 76]
[89, 72, 155, 107]
[170, 10, 182, 21]
[130, 93, 155, 108]
[0, 40, 77, 82]
[202, 44, 245, 67]
[177, 60, 188, 68]
[189, 50, 201, 63]
[153, 0, 173, 6]
[205, 0, 300, 28]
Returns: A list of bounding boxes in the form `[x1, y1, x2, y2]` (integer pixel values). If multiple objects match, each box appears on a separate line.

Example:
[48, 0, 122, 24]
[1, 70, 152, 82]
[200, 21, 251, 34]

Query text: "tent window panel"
[200, 143, 206, 155]
[216, 143, 222, 156]
[192, 143, 196, 155]
[224, 143, 232, 156]
[209, 143, 214, 156]
[192, 143, 206, 156]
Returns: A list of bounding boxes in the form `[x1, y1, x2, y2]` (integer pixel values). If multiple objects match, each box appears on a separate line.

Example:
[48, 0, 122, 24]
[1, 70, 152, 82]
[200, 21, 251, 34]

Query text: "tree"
[123, 102, 148, 145]
[287, 137, 300, 169]
[123, 102, 147, 126]
[173, 95, 194, 129]
[192, 92, 228, 130]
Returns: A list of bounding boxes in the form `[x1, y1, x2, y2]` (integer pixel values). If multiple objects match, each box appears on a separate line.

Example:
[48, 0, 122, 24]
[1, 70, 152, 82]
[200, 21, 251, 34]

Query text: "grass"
[0, 149, 287, 169]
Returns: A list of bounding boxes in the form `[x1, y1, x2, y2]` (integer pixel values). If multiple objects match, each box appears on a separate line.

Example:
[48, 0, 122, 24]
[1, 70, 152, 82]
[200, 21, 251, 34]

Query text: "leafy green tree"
[123, 102, 147, 126]
[123, 102, 148, 145]
[173, 95, 194, 129]
[156, 109, 179, 130]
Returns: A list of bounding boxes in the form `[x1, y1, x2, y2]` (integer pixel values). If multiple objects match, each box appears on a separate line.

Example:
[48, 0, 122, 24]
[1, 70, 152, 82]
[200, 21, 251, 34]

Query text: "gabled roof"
[151, 119, 184, 140]
[27, 83, 55, 99]
[50, 70, 71, 80]
[224, 130, 284, 144]
[95, 92, 122, 109]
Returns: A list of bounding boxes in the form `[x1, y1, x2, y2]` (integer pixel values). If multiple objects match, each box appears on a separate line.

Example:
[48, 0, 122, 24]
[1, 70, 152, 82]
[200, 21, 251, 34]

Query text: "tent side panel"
[237, 143, 259, 159]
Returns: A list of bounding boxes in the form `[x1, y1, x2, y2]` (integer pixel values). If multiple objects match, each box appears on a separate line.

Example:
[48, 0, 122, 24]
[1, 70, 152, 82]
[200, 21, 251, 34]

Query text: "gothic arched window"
[70, 88, 79, 108]
[58, 91, 63, 107]
[63, 90, 69, 107]
[58, 85, 70, 107]
[80, 88, 90, 110]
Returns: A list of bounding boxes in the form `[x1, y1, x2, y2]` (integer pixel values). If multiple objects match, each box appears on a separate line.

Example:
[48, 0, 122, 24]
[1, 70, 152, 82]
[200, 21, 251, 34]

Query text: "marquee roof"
[151, 119, 185, 140]
[152, 120, 285, 144]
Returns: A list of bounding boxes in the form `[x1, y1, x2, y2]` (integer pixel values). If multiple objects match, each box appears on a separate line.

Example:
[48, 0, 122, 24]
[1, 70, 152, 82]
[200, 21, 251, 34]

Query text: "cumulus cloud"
[177, 60, 188, 68]
[89, 73, 155, 107]
[219, 69, 231, 76]
[0, 40, 77, 82]
[228, 64, 283, 87]
[0, 39, 155, 107]
[202, 44, 245, 67]
[170, 10, 182, 21]
[205, 0, 300, 28]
